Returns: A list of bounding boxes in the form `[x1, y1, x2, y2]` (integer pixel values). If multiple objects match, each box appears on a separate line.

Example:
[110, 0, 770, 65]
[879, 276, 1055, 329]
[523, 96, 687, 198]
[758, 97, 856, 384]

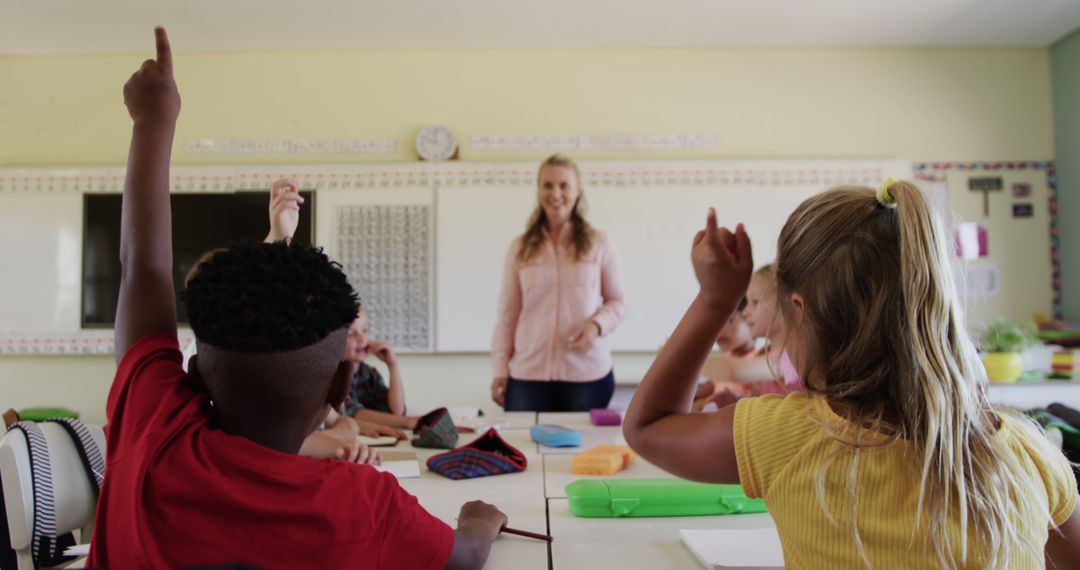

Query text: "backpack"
[0, 418, 104, 569]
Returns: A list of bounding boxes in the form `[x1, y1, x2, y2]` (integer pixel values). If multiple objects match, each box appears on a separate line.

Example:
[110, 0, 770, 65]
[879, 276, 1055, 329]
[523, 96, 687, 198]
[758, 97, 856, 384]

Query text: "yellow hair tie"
[876, 178, 897, 209]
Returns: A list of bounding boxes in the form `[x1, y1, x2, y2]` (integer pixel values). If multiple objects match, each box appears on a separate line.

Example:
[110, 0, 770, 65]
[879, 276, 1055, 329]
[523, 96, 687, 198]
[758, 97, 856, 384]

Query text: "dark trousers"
[504, 370, 615, 412]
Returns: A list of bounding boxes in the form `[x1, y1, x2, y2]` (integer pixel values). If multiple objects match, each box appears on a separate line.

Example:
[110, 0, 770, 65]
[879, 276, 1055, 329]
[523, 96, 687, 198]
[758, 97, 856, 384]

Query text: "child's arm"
[298, 431, 380, 464]
[114, 27, 182, 364]
[352, 409, 419, 431]
[368, 340, 407, 415]
[354, 418, 408, 440]
[445, 501, 507, 570]
[329, 405, 410, 438]
[623, 210, 753, 484]
[1046, 501, 1080, 567]
[264, 178, 304, 243]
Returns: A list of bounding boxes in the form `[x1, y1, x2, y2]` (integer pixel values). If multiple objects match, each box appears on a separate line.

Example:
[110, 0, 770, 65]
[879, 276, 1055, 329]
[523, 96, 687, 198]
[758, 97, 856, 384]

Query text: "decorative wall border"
[913, 161, 1060, 320]
[0, 160, 900, 194]
[0, 331, 194, 357]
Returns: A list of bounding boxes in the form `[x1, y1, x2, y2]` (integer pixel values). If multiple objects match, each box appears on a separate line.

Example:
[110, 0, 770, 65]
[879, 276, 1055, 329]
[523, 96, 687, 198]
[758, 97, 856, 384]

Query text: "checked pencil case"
[426, 428, 528, 480]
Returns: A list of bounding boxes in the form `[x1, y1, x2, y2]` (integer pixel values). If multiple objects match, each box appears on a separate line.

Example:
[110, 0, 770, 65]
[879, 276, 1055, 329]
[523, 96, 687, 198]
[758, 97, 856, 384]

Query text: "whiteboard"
[436, 160, 913, 351]
[0, 192, 82, 332]
[0, 160, 913, 354]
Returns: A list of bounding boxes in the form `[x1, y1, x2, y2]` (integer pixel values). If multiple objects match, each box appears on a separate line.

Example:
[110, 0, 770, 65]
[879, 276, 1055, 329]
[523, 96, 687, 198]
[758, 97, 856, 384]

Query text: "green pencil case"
[565, 477, 766, 518]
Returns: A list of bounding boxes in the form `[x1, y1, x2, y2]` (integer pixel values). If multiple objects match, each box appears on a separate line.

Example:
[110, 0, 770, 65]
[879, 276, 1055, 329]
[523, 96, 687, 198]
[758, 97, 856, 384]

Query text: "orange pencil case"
[571, 444, 636, 475]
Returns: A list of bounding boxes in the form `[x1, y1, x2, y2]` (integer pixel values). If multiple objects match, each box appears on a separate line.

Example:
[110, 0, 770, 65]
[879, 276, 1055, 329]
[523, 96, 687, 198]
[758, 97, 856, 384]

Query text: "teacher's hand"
[567, 321, 601, 352]
[491, 377, 508, 407]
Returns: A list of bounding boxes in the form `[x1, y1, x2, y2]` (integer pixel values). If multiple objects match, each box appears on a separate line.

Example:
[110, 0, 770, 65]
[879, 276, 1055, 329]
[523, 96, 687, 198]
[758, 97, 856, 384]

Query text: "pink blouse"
[491, 225, 627, 382]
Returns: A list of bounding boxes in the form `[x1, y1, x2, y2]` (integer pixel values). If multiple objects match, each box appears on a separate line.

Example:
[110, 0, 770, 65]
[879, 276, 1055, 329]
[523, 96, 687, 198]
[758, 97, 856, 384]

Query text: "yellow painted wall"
[0, 46, 1055, 421]
[0, 47, 1052, 166]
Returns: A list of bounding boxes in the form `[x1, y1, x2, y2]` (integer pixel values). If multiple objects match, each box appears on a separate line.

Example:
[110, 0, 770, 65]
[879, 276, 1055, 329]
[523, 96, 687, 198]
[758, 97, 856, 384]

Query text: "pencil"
[501, 526, 553, 542]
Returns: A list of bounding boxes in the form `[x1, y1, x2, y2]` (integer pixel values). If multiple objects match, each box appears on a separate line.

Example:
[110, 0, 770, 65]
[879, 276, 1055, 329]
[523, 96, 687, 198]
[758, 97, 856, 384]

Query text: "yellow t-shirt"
[734, 393, 1077, 569]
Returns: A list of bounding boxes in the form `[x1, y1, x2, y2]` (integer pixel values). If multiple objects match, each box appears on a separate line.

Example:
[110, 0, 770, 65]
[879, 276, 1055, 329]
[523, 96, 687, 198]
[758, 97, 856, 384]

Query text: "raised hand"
[267, 178, 304, 242]
[123, 27, 180, 127]
[691, 209, 754, 311]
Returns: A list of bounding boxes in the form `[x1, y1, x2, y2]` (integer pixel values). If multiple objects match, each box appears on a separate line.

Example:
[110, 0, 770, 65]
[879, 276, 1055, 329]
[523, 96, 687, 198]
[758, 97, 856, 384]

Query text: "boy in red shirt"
[87, 27, 506, 569]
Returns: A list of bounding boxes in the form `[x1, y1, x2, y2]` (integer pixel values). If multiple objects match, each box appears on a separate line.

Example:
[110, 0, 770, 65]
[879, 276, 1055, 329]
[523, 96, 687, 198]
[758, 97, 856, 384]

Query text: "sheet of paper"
[63, 544, 91, 556]
[374, 450, 421, 479]
[375, 460, 421, 479]
[680, 527, 784, 569]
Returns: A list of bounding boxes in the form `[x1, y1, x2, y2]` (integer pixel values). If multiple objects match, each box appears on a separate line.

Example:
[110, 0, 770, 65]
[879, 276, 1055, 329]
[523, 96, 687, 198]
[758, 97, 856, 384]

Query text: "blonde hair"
[753, 263, 776, 289]
[775, 181, 1047, 568]
[517, 154, 595, 263]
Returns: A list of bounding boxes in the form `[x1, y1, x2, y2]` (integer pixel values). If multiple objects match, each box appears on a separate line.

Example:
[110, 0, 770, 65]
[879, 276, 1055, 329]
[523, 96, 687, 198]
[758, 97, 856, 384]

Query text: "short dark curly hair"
[183, 241, 359, 353]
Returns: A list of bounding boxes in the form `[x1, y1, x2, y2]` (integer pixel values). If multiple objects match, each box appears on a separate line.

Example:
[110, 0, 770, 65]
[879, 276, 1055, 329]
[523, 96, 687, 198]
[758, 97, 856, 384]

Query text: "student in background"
[89, 28, 507, 569]
[691, 300, 762, 411]
[694, 265, 796, 410]
[342, 307, 421, 431]
[491, 154, 628, 412]
[624, 182, 1080, 568]
[182, 178, 405, 452]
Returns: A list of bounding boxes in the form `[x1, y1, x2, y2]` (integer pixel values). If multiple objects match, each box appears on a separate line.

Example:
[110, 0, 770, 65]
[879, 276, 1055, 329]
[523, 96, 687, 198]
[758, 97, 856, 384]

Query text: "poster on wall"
[965, 263, 1001, 298]
[336, 204, 433, 351]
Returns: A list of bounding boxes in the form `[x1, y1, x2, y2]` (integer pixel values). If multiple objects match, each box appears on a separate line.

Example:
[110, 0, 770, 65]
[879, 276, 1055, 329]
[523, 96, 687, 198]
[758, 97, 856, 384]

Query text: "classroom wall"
[0, 46, 1055, 420]
[1053, 29, 1080, 321]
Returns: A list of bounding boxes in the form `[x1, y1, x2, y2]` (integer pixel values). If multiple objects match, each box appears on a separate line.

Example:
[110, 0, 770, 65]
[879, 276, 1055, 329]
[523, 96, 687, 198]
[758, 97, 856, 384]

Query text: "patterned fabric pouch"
[411, 407, 459, 449]
[426, 428, 528, 480]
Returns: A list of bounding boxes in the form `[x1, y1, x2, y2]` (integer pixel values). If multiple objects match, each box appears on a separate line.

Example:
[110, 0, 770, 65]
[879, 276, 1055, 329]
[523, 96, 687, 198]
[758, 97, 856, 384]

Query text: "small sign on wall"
[968, 176, 1004, 217]
[1012, 183, 1032, 198]
[1012, 203, 1034, 218]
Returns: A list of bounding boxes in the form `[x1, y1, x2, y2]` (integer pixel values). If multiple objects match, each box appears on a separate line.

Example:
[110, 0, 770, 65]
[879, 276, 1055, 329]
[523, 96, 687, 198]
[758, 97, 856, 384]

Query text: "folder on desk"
[680, 527, 784, 569]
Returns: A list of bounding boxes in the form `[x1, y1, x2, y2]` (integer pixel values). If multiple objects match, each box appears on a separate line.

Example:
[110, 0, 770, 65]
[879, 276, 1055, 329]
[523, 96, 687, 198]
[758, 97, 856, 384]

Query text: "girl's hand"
[567, 321, 601, 351]
[692, 209, 754, 312]
[356, 419, 407, 440]
[267, 179, 304, 242]
[368, 340, 398, 366]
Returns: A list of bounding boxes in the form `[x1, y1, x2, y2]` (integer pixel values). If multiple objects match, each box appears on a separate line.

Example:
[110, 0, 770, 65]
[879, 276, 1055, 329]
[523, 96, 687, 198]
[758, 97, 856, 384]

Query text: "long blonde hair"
[775, 182, 1047, 568]
[517, 154, 595, 263]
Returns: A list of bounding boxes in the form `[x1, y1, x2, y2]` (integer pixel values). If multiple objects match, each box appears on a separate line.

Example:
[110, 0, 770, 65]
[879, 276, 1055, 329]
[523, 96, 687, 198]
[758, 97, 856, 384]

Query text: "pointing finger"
[704, 208, 720, 246]
[155, 27, 173, 72]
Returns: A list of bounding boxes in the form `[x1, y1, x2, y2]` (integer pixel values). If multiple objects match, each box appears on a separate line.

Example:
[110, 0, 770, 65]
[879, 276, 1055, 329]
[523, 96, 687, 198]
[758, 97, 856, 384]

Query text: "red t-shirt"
[87, 333, 454, 569]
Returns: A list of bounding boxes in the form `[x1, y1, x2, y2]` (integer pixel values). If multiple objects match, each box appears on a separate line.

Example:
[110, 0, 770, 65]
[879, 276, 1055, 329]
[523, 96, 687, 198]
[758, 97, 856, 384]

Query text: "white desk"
[478, 408, 537, 430]
[543, 452, 675, 499]
[399, 429, 548, 570]
[548, 498, 775, 569]
[440, 407, 537, 430]
[537, 412, 603, 430]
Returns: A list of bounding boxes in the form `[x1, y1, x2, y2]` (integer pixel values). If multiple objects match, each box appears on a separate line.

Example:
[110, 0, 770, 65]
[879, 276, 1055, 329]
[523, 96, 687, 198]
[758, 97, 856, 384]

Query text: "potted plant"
[980, 320, 1039, 383]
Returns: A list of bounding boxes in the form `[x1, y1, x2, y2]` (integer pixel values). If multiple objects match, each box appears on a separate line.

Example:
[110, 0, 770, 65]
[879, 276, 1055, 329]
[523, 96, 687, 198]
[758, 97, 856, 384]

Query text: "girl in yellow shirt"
[625, 181, 1080, 569]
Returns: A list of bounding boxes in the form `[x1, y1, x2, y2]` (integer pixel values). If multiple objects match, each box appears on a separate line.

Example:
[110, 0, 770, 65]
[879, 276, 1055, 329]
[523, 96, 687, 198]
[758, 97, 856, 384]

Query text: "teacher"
[490, 154, 627, 411]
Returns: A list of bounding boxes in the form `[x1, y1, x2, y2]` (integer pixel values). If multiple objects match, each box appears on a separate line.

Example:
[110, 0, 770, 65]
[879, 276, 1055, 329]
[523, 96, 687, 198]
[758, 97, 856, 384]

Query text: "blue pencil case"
[530, 424, 583, 448]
